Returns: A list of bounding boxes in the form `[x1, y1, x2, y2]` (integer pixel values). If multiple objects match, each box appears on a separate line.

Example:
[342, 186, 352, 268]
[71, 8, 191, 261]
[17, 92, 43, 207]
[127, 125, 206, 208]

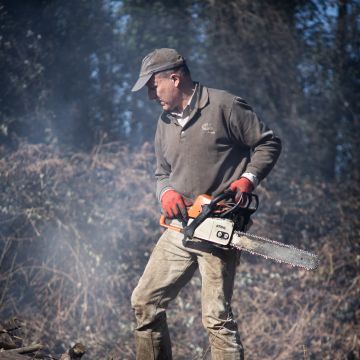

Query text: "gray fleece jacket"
[154, 83, 281, 200]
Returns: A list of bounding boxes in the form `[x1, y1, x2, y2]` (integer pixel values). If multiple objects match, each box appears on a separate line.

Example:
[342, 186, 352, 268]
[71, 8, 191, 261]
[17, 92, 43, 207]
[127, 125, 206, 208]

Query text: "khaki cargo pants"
[131, 228, 244, 360]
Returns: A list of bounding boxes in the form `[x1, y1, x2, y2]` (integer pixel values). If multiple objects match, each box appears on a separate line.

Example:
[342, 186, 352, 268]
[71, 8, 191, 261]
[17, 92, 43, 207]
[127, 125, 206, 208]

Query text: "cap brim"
[131, 73, 153, 92]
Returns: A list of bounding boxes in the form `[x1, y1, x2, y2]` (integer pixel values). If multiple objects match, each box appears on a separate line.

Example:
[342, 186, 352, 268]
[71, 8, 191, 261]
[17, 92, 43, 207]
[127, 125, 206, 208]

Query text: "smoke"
[0, 141, 161, 355]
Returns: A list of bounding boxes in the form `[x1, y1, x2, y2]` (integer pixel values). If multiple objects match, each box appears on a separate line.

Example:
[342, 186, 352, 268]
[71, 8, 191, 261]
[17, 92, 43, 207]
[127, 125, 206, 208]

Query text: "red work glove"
[161, 189, 188, 222]
[229, 177, 254, 205]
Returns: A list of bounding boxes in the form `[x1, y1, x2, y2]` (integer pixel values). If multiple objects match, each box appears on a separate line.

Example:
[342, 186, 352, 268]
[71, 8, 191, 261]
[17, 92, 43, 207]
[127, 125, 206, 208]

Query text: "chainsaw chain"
[235, 230, 318, 256]
[232, 230, 318, 269]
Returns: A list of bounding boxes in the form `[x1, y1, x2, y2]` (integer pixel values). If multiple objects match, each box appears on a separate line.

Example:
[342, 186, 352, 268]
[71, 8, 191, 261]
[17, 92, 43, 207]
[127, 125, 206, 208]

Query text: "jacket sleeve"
[154, 119, 173, 201]
[228, 97, 282, 182]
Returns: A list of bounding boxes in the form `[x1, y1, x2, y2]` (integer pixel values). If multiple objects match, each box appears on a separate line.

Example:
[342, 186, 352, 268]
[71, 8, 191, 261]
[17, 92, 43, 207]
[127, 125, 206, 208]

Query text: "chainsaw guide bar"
[231, 231, 319, 270]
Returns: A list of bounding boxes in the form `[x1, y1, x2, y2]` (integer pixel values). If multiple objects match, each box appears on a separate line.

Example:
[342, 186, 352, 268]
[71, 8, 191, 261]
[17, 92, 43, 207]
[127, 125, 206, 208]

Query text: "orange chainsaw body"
[187, 194, 212, 218]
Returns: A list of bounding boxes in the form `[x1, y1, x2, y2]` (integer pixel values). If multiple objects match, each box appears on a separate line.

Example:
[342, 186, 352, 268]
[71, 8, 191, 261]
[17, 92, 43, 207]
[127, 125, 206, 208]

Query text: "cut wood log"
[0, 352, 28, 360]
[0, 321, 23, 354]
[0, 341, 17, 350]
[6, 344, 43, 354]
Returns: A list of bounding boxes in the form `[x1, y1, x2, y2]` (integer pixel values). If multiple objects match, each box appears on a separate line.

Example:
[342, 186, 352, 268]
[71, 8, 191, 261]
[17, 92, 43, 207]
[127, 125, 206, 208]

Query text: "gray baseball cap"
[131, 48, 186, 92]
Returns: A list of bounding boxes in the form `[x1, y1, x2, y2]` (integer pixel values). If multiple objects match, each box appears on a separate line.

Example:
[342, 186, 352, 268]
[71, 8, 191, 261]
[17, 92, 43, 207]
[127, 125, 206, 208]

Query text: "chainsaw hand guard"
[183, 192, 236, 238]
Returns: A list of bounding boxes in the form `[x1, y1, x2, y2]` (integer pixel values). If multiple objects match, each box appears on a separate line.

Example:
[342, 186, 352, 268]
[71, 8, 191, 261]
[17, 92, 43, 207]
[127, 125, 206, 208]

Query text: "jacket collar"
[197, 83, 209, 110]
[161, 83, 209, 125]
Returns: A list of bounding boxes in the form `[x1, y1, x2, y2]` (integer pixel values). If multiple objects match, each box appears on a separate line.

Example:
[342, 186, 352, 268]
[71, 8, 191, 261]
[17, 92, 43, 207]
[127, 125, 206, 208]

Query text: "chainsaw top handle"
[183, 190, 258, 238]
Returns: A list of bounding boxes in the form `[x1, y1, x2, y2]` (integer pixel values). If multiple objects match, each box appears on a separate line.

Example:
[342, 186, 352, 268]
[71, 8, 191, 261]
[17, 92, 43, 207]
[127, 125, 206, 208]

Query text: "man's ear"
[170, 73, 180, 87]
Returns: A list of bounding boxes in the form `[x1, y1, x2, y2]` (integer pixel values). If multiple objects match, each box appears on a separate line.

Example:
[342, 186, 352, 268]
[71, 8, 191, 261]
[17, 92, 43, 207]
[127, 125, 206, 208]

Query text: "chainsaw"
[160, 191, 319, 270]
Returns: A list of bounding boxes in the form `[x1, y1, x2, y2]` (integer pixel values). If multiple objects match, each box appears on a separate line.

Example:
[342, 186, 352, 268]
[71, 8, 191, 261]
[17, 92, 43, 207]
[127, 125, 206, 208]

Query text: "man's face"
[146, 73, 181, 112]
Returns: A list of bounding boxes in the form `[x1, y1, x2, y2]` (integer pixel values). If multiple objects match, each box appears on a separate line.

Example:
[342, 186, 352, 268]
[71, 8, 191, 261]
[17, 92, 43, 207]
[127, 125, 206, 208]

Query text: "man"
[131, 48, 281, 360]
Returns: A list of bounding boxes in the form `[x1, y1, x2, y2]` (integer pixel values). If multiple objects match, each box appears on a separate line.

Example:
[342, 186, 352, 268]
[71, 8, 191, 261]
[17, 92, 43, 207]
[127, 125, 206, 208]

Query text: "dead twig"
[6, 343, 43, 354]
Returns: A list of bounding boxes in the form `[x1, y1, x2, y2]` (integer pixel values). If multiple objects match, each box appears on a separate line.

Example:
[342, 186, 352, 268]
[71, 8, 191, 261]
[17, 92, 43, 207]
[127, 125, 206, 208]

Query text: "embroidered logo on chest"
[201, 123, 215, 134]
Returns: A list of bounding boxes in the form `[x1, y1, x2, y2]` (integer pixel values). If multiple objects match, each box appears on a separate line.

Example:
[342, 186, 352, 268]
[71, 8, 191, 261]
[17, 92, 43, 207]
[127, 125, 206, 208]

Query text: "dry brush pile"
[0, 142, 359, 359]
